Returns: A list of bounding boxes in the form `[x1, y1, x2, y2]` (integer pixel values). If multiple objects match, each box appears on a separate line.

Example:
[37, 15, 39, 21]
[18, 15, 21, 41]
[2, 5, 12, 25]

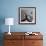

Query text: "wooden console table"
[4, 32, 43, 46]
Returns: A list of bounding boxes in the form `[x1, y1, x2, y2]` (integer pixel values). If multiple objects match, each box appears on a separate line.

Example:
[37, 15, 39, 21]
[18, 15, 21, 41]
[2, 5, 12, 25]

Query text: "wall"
[0, 0, 46, 46]
[0, 0, 46, 32]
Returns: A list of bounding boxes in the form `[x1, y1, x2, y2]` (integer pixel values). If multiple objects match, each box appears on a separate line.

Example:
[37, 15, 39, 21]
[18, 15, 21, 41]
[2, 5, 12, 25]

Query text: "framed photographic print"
[19, 7, 36, 24]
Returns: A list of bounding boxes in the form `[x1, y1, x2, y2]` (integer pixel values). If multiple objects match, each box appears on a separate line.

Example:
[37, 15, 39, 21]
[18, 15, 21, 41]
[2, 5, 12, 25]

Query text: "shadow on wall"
[0, 16, 5, 46]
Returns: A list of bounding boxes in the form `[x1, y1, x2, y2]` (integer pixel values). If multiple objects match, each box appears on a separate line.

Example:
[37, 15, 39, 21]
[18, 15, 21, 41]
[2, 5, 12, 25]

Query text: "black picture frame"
[19, 7, 36, 24]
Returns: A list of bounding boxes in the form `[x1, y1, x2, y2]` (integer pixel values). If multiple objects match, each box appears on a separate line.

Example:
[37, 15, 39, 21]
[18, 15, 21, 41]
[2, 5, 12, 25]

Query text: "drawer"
[24, 40, 43, 46]
[32, 40, 43, 46]
[4, 35, 24, 40]
[25, 35, 43, 40]
[4, 40, 24, 46]
[4, 40, 16, 46]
